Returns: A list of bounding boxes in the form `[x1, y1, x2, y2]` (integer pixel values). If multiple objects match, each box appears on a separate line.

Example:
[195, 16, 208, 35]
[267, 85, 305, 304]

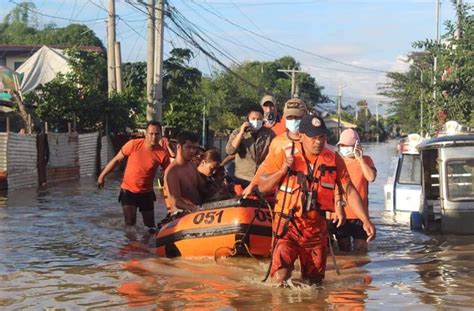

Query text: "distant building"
[324, 117, 357, 138]
[0, 45, 103, 70]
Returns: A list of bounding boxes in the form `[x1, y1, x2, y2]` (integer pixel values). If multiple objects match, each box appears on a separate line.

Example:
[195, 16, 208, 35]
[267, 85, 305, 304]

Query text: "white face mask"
[286, 119, 301, 133]
[249, 119, 263, 131]
[339, 146, 354, 158]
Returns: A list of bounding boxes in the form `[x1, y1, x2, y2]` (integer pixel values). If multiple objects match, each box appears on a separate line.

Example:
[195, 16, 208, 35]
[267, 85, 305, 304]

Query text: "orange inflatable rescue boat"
[154, 198, 273, 258]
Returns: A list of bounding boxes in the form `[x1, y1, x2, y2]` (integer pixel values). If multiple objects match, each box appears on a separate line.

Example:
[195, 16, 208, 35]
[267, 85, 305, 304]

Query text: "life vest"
[275, 144, 338, 222]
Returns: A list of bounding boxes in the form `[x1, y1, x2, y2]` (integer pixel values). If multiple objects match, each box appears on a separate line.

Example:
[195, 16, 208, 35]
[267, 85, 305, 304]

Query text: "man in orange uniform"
[258, 115, 376, 286]
[260, 95, 286, 136]
[333, 129, 376, 253]
[242, 98, 305, 197]
[98, 121, 170, 232]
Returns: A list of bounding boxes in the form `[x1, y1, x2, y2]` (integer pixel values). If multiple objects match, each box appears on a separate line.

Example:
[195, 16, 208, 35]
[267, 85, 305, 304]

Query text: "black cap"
[299, 114, 330, 137]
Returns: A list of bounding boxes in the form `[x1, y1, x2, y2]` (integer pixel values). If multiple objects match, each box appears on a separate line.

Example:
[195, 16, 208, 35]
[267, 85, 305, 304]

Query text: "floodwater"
[1, 141, 474, 310]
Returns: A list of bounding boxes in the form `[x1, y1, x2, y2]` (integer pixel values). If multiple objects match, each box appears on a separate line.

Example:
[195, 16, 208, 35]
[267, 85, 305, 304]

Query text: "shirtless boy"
[163, 132, 201, 213]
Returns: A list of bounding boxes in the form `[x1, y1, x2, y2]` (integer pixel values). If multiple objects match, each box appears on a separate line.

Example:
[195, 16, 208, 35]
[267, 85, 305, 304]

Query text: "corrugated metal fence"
[0, 131, 106, 189]
[47, 132, 80, 183]
[6, 133, 38, 189]
[78, 132, 99, 176]
[0, 133, 8, 189]
[100, 135, 115, 170]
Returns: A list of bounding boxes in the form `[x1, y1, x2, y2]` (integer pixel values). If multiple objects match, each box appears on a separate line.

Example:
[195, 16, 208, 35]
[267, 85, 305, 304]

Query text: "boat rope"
[214, 193, 270, 263]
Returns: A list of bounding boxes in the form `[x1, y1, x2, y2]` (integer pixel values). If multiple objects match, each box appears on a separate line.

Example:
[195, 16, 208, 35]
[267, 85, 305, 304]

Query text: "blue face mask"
[249, 119, 263, 131]
[339, 146, 354, 157]
[286, 119, 301, 133]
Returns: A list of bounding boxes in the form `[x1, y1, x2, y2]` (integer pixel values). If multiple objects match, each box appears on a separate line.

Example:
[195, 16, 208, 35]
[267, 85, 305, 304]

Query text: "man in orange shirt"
[332, 129, 376, 253]
[258, 115, 376, 286]
[261, 95, 286, 136]
[97, 121, 170, 232]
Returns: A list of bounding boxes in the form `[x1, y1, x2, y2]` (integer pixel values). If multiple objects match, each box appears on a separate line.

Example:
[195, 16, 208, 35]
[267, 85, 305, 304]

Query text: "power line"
[9, 0, 107, 23]
[171, 9, 242, 65]
[199, 0, 290, 59]
[166, 8, 264, 92]
[177, 1, 389, 75]
[181, 1, 322, 10]
[189, 0, 389, 74]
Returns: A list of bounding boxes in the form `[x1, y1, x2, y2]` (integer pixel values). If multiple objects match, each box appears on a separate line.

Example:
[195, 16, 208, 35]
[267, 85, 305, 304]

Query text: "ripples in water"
[1, 142, 474, 309]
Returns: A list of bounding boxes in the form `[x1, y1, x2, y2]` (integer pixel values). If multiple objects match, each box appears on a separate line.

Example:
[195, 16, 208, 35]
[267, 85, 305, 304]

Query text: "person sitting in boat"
[163, 131, 201, 215]
[330, 129, 377, 253]
[225, 105, 275, 195]
[195, 149, 232, 203]
[258, 114, 376, 286]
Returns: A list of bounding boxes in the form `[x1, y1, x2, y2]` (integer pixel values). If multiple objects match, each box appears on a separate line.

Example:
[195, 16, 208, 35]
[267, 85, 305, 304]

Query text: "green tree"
[0, 3, 103, 47]
[162, 48, 203, 131]
[381, 1, 473, 133]
[26, 49, 141, 133]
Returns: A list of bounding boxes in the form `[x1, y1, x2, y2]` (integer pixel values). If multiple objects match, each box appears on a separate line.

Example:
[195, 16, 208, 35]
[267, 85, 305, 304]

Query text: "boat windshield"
[446, 159, 474, 201]
[397, 154, 421, 185]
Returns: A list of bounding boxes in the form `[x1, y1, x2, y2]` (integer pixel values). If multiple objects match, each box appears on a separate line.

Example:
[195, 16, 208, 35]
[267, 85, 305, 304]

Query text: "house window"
[14, 62, 24, 70]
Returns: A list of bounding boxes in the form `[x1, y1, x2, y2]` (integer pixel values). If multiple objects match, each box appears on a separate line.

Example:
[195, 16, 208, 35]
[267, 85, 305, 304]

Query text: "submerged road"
[1, 141, 473, 309]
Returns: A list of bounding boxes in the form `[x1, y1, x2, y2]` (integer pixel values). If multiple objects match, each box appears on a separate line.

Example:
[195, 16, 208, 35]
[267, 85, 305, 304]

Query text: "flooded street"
[1, 141, 474, 310]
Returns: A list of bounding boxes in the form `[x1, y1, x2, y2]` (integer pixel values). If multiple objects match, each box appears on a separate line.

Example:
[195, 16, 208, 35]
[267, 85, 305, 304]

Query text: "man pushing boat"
[97, 121, 170, 233]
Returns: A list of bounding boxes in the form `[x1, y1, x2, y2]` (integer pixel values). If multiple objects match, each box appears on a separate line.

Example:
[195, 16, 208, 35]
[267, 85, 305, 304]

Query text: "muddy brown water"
[1, 141, 473, 310]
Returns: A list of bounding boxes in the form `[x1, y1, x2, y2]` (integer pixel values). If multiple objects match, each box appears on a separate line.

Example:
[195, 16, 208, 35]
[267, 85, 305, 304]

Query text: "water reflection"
[1, 142, 474, 309]
[117, 255, 374, 309]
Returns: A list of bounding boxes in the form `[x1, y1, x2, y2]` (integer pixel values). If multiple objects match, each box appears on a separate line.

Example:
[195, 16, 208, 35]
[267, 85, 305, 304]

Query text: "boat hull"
[154, 205, 273, 257]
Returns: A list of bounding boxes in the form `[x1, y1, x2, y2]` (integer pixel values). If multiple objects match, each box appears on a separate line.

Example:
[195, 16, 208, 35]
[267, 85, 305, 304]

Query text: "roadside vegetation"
[380, 1, 473, 134]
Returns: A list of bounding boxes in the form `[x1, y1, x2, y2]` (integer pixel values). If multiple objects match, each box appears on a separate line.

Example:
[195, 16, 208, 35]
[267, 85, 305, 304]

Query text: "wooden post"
[6, 117, 10, 133]
[115, 41, 123, 93]
[105, 115, 109, 136]
[107, 0, 117, 95]
[45, 122, 48, 134]
[68, 122, 72, 134]
[27, 114, 32, 134]
[146, 0, 156, 121]
[73, 112, 77, 132]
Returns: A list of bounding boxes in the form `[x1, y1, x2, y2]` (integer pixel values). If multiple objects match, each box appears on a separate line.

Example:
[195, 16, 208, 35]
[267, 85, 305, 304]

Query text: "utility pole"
[277, 68, 305, 98]
[114, 41, 123, 93]
[455, 0, 463, 40]
[337, 85, 342, 140]
[202, 104, 206, 148]
[153, 0, 165, 122]
[107, 0, 116, 96]
[375, 103, 379, 143]
[433, 0, 441, 99]
[146, 0, 156, 121]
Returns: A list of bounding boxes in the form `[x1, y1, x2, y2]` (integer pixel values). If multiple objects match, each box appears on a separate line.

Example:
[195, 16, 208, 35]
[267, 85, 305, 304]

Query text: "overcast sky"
[1, 0, 468, 112]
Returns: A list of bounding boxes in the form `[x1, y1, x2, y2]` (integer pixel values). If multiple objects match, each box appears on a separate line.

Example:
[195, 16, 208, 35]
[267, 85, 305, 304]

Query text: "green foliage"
[382, 2, 473, 134]
[123, 61, 146, 99]
[26, 49, 141, 133]
[162, 48, 203, 132]
[0, 3, 103, 47]
[3, 1, 37, 26]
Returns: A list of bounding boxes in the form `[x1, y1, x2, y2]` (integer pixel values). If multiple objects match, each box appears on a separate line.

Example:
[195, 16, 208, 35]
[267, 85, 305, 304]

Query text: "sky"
[0, 0, 468, 113]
